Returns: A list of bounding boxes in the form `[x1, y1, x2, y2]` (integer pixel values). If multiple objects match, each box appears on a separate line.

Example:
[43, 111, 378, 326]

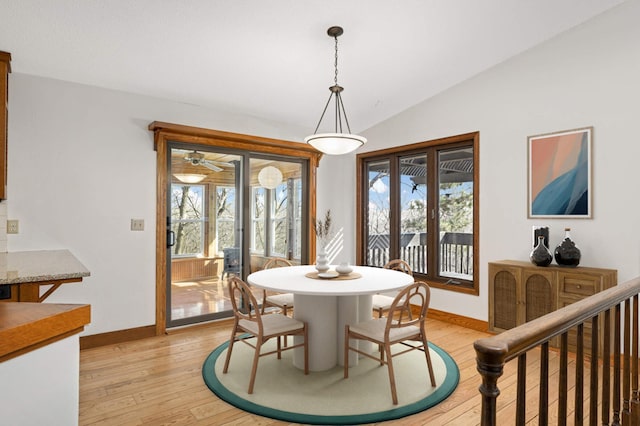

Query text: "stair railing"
[474, 276, 640, 425]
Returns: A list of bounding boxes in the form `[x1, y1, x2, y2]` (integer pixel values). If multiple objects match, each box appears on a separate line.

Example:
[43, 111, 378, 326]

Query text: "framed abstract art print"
[527, 127, 592, 218]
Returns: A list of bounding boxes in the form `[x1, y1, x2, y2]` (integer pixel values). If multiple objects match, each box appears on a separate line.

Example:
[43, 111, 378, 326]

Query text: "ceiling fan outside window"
[183, 150, 233, 172]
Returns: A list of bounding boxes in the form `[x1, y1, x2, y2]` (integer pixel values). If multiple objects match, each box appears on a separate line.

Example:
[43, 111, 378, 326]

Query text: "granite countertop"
[0, 249, 90, 285]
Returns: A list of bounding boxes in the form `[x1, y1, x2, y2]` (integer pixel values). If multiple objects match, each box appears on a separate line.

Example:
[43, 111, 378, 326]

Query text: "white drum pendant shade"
[258, 166, 283, 189]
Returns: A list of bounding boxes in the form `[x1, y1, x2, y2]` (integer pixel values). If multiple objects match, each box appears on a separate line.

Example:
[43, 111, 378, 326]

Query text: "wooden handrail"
[474, 276, 640, 425]
[476, 277, 640, 362]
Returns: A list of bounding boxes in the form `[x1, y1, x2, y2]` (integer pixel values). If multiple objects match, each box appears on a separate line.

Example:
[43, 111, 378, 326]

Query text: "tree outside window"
[270, 184, 288, 257]
[216, 186, 236, 253]
[171, 184, 205, 257]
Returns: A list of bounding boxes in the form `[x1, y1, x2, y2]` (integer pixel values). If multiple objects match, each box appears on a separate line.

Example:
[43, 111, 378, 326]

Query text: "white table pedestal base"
[293, 295, 337, 371]
[294, 294, 373, 371]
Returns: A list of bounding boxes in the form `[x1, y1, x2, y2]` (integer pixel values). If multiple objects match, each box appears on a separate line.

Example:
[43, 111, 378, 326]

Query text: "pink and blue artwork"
[528, 127, 592, 218]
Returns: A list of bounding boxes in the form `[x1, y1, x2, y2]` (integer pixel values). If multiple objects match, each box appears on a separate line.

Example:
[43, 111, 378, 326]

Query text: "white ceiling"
[0, 0, 627, 135]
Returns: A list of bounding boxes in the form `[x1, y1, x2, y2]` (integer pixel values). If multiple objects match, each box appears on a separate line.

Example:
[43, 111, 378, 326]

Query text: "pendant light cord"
[334, 34, 339, 85]
[309, 26, 357, 137]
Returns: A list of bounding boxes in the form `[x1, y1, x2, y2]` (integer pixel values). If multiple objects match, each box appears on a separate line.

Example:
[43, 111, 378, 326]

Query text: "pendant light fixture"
[304, 26, 366, 155]
[174, 173, 207, 184]
[258, 166, 283, 189]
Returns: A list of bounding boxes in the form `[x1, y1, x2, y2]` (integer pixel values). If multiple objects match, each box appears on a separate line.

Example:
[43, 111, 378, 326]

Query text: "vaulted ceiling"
[0, 0, 627, 139]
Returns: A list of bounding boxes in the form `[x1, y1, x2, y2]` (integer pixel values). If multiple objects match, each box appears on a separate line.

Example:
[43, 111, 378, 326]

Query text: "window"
[250, 176, 303, 260]
[357, 132, 479, 294]
[292, 178, 303, 260]
[270, 184, 288, 257]
[216, 186, 236, 254]
[171, 184, 205, 257]
[250, 187, 266, 254]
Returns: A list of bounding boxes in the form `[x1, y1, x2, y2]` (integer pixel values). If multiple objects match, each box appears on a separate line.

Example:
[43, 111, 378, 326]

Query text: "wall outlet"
[7, 220, 18, 234]
[131, 219, 144, 231]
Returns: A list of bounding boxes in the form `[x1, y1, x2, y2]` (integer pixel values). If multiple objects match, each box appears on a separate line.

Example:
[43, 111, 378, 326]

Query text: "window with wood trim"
[356, 132, 479, 295]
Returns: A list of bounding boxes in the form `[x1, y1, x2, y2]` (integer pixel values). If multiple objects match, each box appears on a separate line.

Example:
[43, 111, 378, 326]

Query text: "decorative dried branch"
[314, 209, 333, 242]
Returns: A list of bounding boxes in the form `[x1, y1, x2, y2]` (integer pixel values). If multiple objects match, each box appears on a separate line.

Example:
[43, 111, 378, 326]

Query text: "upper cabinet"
[0, 51, 10, 200]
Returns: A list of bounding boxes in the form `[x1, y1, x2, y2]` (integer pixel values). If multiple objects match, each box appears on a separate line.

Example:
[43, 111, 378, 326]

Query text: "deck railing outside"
[474, 276, 640, 425]
[367, 231, 472, 277]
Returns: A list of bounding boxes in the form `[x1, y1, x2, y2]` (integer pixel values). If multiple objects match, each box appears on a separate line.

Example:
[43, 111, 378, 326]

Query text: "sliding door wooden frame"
[149, 121, 322, 335]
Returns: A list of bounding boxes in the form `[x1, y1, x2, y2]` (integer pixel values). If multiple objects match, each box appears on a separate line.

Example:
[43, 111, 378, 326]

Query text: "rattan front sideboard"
[488, 260, 617, 353]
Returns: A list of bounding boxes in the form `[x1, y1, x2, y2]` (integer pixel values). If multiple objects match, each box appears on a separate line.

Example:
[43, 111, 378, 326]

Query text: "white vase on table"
[315, 247, 330, 273]
[336, 262, 353, 275]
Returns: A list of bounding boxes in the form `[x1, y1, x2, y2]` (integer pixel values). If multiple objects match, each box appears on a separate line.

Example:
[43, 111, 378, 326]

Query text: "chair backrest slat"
[263, 257, 292, 269]
[383, 259, 413, 276]
[386, 281, 430, 332]
[229, 277, 263, 330]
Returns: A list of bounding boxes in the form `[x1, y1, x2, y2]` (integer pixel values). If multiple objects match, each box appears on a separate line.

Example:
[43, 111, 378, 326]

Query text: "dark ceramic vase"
[554, 228, 581, 267]
[530, 235, 553, 267]
[532, 226, 549, 250]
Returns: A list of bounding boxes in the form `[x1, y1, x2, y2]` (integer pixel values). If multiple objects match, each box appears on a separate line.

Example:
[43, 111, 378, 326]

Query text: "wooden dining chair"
[344, 280, 436, 405]
[223, 276, 309, 394]
[372, 259, 414, 318]
[260, 257, 295, 316]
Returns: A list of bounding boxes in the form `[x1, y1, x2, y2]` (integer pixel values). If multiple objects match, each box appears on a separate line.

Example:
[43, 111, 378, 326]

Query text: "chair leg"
[283, 305, 289, 347]
[422, 336, 436, 386]
[222, 325, 238, 373]
[385, 346, 398, 405]
[277, 334, 282, 359]
[344, 325, 350, 378]
[247, 339, 262, 394]
[260, 291, 267, 315]
[303, 324, 309, 375]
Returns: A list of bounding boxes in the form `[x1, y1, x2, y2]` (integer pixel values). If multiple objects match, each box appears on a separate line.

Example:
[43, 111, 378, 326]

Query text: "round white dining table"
[247, 264, 414, 371]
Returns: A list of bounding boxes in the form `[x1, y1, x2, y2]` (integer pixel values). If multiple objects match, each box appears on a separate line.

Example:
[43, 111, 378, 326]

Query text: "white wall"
[7, 76, 306, 335]
[316, 153, 358, 265]
[6, 0, 640, 335]
[323, 0, 640, 320]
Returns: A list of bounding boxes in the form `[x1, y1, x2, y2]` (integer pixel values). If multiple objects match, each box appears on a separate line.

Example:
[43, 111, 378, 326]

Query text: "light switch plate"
[7, 220, 18, 234]
[130, 219, 144, 231]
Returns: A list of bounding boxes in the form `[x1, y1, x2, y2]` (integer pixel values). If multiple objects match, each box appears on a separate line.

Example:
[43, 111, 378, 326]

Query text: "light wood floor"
[78, 317, 585, 425]
[170, 276, 265, 320]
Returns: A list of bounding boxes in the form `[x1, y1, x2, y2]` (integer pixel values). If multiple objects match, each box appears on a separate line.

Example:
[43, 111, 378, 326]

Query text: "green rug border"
[202, 339, 460, 425]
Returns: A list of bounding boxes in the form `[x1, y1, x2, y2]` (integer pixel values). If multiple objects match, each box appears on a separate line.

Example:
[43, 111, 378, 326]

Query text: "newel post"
[474, 339, 508, 426]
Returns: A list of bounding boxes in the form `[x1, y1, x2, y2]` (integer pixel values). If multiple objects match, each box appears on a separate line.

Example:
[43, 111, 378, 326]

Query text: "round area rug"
[202, 338, 459, 425]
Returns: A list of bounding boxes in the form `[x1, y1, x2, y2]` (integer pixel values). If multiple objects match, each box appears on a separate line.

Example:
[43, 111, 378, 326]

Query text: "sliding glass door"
[249, 157, 304, 266]
[167, 145, 243, 326]
[166, 144, 308, 327]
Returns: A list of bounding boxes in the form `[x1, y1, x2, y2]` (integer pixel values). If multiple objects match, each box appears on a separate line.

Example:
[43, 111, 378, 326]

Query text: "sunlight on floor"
[170, 275, 263, 320]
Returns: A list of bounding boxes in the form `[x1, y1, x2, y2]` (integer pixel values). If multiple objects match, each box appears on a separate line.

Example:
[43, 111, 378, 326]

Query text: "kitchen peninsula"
[0, 249, 91, 426]
[0, 249, 90, 302]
